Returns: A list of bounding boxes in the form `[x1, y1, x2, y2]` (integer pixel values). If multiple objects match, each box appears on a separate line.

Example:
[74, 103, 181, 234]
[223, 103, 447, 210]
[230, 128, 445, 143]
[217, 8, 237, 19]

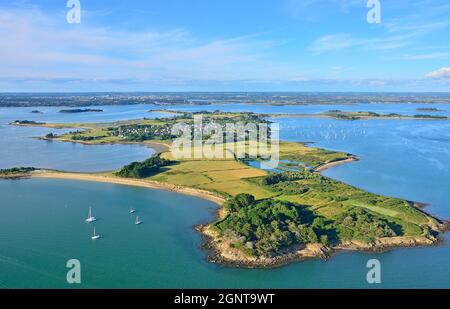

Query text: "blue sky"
[0, 0, 449, 92]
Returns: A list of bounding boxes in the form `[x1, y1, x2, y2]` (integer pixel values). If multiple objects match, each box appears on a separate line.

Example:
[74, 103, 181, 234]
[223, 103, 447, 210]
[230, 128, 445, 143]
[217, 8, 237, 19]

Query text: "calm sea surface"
[0, 103, 449, 288]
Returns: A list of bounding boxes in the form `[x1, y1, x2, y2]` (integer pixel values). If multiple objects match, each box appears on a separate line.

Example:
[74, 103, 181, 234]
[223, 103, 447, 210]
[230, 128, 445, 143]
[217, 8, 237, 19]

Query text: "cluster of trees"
[0, 167, 36, 175]
[45, 133, 57, 139]
[214, 192, 404, 257]
[335, 208, 398, 242]
[258, 170, 313, 186]
[59, 109, 103, 113]
[214, 194, 320, 257]
[70, 134, 106, 141]
[115, 156, 174, 178]
[13, 120, 45, 125]
[272, 182, 310, 195]
[416, 108, 441, 112]
[413, 114, 448, 119]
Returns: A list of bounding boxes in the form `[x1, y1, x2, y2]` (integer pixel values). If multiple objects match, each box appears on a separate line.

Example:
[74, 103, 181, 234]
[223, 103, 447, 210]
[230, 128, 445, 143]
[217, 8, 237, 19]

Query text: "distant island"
[59, 108, 103, 113]
[12, 120, 46, 126]
[149, 109, 449, 121]
[8, 110, 448, 268]
[268, 110, 449, 121]
[416, 107, 444, 112]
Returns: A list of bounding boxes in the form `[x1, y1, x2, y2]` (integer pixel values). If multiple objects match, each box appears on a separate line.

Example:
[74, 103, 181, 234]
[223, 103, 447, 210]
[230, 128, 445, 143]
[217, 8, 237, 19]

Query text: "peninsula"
[7, 111, 448, 268]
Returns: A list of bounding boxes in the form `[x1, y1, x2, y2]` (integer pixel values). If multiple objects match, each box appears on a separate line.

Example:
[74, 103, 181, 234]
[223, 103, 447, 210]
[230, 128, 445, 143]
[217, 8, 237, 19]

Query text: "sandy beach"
[314, 156, 359, 172]
[32, 172, 225, 206]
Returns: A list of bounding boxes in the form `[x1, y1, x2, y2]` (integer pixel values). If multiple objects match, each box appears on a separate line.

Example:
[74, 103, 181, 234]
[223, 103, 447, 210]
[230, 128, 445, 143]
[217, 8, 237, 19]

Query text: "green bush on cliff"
[214, 193, 407, 257]
[0, 167, 36, 175]
[216, 194, 319, 257]
[115, 156, 174, 178]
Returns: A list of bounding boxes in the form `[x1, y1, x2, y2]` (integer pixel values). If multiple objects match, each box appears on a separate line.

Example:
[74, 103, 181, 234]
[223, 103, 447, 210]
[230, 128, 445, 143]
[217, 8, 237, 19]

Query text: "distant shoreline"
[267, 112, 449, 121]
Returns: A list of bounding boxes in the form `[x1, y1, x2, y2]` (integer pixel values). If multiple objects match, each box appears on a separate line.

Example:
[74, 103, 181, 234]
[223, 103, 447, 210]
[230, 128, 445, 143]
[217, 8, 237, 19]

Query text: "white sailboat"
[91, 227, 100, 240]
[86, 206, 97, 223]
[135, 215, 143, 225]
[129, 207, 136, 214]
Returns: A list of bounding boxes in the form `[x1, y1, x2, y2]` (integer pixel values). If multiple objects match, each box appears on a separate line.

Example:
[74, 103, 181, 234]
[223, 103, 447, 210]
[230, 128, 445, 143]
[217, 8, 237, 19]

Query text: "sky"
[0, 0, 449, 92]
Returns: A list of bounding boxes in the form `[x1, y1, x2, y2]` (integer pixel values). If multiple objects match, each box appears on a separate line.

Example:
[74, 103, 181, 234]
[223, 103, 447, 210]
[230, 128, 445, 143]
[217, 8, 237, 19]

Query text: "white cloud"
[309, 4, 450, 54]
[368, 80, 386, 87]
[425, 67, 450, 79]
[0, 4, 448, 91]
[404, 52, 450, 60]
[309, 33, 417, 53]
[0, 7, 279, 84]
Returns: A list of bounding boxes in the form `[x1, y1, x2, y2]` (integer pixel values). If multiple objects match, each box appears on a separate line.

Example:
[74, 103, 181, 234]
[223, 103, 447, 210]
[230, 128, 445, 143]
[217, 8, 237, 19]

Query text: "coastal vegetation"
[413, 114, 447, 119]
[416, 107, 443, 112]
[115, 156, 174, 178]
[205, 165, 441, 260]
[214, 194, 319, 257]
[212, 192, 402, 257]
[0, 167, 36, 176]
[12, 120, 46, 125]
[45, 132, 58, 139]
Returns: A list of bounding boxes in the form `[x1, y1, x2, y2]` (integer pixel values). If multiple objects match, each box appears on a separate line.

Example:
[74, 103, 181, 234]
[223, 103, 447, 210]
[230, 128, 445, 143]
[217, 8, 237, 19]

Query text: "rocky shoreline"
[197, 221, 449, 269]
[0, 173, 33, 180]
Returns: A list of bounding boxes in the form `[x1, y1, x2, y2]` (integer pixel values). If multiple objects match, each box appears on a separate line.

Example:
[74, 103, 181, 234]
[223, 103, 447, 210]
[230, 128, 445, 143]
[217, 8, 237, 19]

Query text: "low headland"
[5, 110, 449, 268]
[59, 108, 104, 113]
[266, 110, 449, 121]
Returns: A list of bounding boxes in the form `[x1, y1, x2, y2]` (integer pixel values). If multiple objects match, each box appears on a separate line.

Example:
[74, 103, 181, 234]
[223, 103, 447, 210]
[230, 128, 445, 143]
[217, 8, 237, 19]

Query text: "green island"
[267, 110, 449, 120]
[12, 120, 46, 126]
[148, 109, 449, 121]
[416, 108, 444, 112]
[59, 108, 104, 113]
[8, 111, 448, 267]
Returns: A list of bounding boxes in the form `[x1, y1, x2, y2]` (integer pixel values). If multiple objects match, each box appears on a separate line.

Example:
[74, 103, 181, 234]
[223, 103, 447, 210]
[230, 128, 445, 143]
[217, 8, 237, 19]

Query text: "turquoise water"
[0, 106, 164, 171]
[0, 178, 448, 288]
[1, 103, 450, 288]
